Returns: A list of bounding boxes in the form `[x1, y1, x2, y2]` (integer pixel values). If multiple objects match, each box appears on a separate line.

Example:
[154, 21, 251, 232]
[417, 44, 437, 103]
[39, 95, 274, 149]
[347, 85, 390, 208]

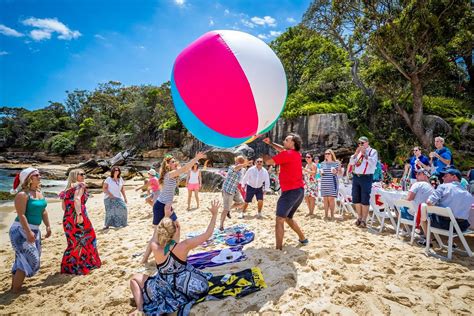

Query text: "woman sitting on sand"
[130, 200, 220, 315]
[9, 167, 51, 293]
[60, 169, 101, 275]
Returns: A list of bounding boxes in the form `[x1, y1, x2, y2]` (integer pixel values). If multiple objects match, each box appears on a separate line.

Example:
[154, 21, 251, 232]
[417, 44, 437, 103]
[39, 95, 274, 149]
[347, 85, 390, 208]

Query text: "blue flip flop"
[299, 239, 309, 245]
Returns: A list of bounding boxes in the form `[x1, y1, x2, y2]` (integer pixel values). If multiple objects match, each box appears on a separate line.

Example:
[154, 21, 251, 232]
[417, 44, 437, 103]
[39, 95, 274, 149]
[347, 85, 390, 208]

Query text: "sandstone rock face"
[250, 113, 356, 160]
[423, 115, 452, 141]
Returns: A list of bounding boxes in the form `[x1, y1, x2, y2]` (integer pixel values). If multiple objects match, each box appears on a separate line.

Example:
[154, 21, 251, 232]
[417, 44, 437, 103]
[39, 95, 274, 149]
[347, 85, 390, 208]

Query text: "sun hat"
[210, 248, 242, 264]
[358, 136, 369, 143]
[10, 167, 39, 194]
[147, 169, 157, 176]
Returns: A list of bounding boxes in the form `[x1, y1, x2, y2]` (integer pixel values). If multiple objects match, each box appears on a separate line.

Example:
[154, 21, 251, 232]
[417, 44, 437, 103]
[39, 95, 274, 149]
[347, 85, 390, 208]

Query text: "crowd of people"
[6, 133, 473, 315]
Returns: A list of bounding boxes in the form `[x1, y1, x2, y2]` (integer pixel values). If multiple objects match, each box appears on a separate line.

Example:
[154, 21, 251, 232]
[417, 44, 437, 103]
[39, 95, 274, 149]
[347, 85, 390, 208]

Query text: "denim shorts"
[245, 185, 264, 203]
[153, 200, 177, 225]
[351, 174, 373, 205]
[400, 206, 414, 221]
[276, 187, 304, 219]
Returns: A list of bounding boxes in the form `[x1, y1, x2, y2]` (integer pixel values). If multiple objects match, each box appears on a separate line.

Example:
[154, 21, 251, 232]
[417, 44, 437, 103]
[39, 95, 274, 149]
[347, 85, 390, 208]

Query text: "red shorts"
[187, 183, 200, 191]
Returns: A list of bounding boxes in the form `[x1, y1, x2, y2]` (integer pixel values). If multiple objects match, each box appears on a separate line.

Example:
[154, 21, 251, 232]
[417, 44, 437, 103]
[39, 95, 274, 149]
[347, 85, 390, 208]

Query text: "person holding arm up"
[262, 134, 308, 250]
[130, 200, 220, 315]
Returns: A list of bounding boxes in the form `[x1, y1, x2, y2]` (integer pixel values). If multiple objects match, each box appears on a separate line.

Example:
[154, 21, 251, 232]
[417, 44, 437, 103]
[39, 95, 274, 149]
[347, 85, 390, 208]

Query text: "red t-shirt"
[273, 150, 304, 192]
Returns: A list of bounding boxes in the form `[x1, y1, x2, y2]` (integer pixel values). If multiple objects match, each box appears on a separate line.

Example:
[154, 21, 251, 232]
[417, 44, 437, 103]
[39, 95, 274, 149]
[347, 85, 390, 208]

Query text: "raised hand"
[195, 152, 207, 160]
[207, 200, 221, 216]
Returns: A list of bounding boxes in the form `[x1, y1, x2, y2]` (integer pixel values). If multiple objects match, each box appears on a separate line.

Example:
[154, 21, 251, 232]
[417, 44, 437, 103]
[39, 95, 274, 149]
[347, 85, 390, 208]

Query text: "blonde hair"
[155, 218, 176, 246]
[235, 155, 246, 164]
[325, 149, 337, 162]
[159, 156, 174, 185]
[65, 169, 84, 190]
[21, 175, 39, 192]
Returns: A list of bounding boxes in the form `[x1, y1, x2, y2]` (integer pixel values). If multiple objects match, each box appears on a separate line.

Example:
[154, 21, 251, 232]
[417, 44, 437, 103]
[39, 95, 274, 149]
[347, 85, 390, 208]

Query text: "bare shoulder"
[15, 191, 28, 201]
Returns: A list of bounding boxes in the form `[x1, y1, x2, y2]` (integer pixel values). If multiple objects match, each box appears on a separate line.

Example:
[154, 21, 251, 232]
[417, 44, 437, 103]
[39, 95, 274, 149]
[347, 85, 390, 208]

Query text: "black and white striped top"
[157, 174, 177, 204]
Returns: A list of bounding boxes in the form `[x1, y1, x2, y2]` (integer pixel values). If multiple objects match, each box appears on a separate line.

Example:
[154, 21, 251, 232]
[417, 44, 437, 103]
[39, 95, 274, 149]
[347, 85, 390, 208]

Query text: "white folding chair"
[393, 199, 418, 244]
[369, 194, 397, 233]
[337, 190, 357, 218]
[422, 203, 473, 260]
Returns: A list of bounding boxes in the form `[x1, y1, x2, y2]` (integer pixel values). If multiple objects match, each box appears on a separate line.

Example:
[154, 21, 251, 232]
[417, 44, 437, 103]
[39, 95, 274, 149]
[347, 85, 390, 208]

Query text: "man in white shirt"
[239, 158, 270, 219]
[405, 169, 434, 220]
[349, 136, 378, 228]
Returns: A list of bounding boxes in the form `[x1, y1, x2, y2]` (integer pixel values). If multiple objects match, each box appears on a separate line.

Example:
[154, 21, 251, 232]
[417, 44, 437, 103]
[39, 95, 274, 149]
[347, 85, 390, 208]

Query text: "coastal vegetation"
[0, 0, 472, 168]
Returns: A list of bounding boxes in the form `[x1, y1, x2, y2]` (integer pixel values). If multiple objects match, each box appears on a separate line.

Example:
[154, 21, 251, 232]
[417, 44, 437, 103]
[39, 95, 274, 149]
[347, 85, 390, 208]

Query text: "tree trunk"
[350, 58, 379, 129]
[411, 75, 431, 149]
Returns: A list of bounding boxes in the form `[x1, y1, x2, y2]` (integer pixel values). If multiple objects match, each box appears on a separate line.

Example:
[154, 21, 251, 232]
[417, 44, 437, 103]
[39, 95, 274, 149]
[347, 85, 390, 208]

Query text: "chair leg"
[448, 232, 453, 260]
[396, 216, 401, 238]
[379, 217, 385, 233]
[409, 224, 415, 245]
[458, 235, 473, 257]
[425, 223, 431, 255]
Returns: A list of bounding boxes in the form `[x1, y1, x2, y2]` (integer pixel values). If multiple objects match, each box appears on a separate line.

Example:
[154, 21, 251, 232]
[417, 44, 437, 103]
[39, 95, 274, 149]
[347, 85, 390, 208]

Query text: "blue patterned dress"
[142, 246, 211, 316]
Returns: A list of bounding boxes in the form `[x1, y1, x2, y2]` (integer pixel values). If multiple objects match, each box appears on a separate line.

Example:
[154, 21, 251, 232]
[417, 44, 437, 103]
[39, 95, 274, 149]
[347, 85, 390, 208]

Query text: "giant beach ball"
[171, 30, 287, 148]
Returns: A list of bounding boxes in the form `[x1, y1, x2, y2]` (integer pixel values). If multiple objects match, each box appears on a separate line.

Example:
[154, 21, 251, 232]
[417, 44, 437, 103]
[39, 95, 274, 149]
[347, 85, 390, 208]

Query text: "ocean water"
[0, 169, 67, 194]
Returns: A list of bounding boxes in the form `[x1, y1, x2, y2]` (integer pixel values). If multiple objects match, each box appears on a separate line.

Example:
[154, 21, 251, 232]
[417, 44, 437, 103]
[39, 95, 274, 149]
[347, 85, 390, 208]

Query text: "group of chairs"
[336, 183, 473, 260]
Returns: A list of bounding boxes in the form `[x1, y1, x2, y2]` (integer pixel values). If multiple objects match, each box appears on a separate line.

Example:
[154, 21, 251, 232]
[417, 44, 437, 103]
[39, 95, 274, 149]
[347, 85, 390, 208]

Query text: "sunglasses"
[324, 153, 331, 155]
[78, 173, 85, 176]
[358, 142, 365, 145]
[305, 156, 312, 158]
[256, 161, 263, 164]
[31, 173, 40, 178]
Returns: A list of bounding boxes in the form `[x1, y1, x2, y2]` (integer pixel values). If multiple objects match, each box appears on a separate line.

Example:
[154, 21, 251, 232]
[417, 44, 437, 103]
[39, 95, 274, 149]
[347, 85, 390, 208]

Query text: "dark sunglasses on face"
[325, 153, 331, 155]
[358, 142, 365, 145]
[79, 173, 85, 176]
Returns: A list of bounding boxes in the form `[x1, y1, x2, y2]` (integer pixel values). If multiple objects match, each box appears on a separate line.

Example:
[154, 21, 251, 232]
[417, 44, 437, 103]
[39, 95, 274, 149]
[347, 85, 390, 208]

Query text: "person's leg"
[194, 190, 200, 208]
[285, 218, 305, 241]
[305, 196, 310, 213]
[11, 269, 25, 293]
[352, 176, 362, 224]
[141, 227, 157, 264]
[187, 189, 192, 210]
[285, 188, 306, 241]
[257, 200, 263, 212]
[130, 273, 148, 313]
[360, 175, 373, 225]
[328, 197, 336, 219]
[361, 205, 370, 224]
[323, 197, 329, 218]
[309, 197, 315, 215]
[275, 216, 285, 250]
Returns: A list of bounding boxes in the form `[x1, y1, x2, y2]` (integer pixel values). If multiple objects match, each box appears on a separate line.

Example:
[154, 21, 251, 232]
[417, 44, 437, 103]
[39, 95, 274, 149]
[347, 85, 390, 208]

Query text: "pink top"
[149, 177, 160, 191]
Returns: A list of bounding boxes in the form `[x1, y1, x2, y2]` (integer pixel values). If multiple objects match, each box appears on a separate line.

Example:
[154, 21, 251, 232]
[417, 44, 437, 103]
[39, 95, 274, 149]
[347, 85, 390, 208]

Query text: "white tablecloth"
[373, 188, 408, 208]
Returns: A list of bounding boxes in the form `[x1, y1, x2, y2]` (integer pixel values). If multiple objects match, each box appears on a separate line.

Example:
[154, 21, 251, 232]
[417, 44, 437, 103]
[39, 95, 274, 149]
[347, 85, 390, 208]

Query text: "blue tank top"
[15, 195, 47, 225]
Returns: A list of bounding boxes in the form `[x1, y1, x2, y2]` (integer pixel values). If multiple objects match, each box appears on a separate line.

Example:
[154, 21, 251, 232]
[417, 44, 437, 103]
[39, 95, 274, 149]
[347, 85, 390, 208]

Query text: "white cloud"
[286, 17, 296, 23]
[0, 24, 24, 37]
[257, 34, 268, 40]
[137, 45, 146, 50]
[209, 18, 215, 26]
[0, 51, 9, 56]
[224, 9, 230, 15]
[30, 29, 52, 41]
[250, 16, 276, 27]
[22, 17, 81, 41]
[241, 19, 255, 28]
[270, 31, 282, 37]
[94, 34, 106, 40]
[174, 0, 185, 6]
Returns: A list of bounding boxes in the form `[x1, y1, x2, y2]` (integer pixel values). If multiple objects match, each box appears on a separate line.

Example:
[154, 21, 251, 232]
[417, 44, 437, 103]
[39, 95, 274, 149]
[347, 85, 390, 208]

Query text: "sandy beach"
[1, 186, 473, 315]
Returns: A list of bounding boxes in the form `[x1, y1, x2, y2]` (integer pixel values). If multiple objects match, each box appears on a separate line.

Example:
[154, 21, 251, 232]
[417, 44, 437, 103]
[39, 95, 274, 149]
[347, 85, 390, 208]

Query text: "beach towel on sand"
[196, 267, 266, 303]
[225, 231, 255, 246]
[188, 246, 247, 269]
[187, 224, 248, 247]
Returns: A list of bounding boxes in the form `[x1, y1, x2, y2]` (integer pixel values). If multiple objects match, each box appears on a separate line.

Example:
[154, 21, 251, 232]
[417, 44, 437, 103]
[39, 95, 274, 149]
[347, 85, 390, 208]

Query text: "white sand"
[1, 187, 473, 315]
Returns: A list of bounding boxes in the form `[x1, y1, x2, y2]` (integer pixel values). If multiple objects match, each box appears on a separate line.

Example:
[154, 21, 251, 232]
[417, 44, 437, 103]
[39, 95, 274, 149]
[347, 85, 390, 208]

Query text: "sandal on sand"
[355, 219, 361, 226]
[299, 239, 309, 246]
[227, 211, 232, 219]
[359, 221, 367, 228]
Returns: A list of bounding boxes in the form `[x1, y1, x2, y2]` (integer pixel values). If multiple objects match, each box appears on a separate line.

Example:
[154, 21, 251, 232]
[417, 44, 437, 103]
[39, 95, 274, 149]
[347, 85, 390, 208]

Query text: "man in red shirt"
[263, 134, 308, 250]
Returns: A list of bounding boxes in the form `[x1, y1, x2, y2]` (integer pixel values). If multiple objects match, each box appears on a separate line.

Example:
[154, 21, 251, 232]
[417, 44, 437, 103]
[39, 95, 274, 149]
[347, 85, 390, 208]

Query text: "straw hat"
[147, 169, 157, 176]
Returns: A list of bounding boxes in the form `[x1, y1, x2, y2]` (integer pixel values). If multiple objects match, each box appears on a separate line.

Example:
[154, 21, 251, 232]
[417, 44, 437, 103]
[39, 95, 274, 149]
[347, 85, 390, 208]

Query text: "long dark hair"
[111, 166, 121, 179]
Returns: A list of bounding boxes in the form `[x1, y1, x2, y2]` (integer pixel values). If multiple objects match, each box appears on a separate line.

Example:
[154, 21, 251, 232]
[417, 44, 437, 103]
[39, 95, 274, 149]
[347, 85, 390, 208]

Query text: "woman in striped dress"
[320, 149, 341, 220]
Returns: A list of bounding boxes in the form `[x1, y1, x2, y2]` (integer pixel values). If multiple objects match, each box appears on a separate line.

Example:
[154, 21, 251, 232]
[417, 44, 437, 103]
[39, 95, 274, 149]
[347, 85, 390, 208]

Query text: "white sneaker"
[257, 212, 262, 219]
[238, 212, 245, 219]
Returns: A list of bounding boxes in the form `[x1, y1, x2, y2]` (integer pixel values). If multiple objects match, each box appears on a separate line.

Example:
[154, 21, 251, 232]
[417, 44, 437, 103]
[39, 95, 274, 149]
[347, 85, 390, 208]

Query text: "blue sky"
[0, 0, 310, 110]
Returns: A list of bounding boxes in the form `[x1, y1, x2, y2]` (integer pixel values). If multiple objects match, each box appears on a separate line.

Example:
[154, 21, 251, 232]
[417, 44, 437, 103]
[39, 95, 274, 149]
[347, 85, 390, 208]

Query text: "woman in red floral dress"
[60, 169, 101, 275]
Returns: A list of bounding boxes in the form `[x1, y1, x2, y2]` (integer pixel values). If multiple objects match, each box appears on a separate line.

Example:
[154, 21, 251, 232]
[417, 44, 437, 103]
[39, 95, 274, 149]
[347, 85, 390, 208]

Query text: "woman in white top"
[186, 163, 202, 210]
[102, 167, 128, 229]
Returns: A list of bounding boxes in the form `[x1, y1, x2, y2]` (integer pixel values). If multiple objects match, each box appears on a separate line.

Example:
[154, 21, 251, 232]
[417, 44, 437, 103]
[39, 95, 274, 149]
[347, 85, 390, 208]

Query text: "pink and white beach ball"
[171, 30, 287, 148]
